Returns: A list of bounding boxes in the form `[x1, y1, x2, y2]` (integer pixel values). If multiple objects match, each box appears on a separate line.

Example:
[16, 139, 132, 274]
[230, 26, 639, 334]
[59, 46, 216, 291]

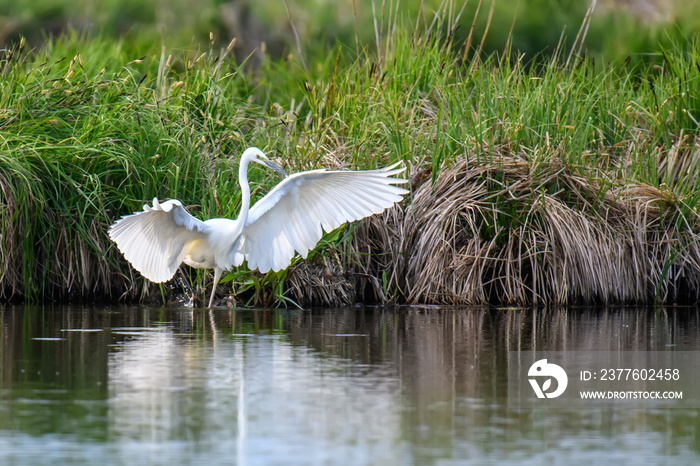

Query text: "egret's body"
[108, 147, 408, 307]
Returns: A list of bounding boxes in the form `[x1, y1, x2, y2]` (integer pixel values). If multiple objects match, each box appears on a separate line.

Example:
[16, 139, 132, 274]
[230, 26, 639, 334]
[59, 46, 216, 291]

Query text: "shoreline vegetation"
[1, 4, 700, 307]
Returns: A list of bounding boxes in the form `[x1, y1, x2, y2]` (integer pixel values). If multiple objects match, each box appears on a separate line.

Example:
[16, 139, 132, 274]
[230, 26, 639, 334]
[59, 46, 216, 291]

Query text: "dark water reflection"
[1, 305, 699, 464]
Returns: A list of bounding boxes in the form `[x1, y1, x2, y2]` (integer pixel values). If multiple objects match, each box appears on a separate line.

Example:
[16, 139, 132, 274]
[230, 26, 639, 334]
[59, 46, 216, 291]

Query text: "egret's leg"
[208, 267, 222, 308]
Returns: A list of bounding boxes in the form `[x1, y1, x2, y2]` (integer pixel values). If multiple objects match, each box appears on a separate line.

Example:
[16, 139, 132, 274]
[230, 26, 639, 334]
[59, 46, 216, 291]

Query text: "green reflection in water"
[0, 305, 699, 464]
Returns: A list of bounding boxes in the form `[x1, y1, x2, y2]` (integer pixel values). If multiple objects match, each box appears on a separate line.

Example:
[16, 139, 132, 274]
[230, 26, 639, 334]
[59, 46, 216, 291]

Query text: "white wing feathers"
[108, 198, 209, 282]
[109, 162, 408, 284]
[237, 162, 408, 273]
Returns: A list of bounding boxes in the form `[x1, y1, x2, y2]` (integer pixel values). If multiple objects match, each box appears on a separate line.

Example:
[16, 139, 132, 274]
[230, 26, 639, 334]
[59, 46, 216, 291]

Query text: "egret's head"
[241, 147, 287, 177]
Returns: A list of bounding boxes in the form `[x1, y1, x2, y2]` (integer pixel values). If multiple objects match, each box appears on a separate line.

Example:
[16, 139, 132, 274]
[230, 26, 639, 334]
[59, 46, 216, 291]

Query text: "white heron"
[108, 147, 409, 307]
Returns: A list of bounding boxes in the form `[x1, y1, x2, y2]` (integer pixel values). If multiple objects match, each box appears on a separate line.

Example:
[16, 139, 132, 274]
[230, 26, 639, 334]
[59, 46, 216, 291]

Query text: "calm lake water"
[1, 304, 699, 465]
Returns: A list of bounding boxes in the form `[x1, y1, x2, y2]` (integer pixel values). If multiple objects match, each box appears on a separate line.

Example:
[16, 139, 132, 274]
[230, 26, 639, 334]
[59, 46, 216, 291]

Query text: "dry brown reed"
[0, 173, 20, 299]
[287, 259, 356, 307]
[308, 149, 700, 306]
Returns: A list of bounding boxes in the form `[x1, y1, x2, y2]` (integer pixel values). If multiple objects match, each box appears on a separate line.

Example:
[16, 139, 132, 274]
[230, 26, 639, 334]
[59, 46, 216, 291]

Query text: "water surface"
[1, 305, 699, 464]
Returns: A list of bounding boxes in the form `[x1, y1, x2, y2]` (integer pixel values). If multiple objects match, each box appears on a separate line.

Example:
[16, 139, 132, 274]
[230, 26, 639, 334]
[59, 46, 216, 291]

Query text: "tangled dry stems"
[327, 151, 700, 306]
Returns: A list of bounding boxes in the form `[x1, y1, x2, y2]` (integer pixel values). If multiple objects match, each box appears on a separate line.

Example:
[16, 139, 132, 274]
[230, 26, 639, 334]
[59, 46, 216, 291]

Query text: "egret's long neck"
[237, 158, 251, 226]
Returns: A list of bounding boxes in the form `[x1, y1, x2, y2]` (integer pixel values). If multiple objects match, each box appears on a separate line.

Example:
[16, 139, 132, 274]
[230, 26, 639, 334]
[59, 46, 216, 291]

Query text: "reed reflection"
[1, 305, 699, 464]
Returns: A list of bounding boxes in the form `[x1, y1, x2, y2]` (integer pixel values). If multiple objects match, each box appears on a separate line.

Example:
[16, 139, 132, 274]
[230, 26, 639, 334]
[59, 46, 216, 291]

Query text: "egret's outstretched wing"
[108, 198, 209, 282]
[236, 162, 408, 273]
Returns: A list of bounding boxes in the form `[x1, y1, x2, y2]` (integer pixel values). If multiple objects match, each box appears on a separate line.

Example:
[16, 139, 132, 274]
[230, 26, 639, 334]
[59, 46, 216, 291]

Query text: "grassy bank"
[1, 14, 700, 306]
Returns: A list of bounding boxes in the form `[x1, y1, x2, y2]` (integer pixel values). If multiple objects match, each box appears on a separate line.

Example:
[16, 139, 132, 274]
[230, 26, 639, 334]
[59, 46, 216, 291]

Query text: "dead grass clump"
[348, 153, 700, 306]
[349, 205, 405, 303]
[0, 172, 21, 299]
[287, 258, 356, 307]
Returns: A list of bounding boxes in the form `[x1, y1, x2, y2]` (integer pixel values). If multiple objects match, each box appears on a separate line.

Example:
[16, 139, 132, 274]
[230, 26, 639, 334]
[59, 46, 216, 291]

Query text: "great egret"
[108, 147, 408, 307]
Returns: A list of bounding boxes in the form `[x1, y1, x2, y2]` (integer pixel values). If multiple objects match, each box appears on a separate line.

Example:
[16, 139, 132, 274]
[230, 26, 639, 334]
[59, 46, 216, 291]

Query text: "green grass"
[1, 6, 700, 306]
